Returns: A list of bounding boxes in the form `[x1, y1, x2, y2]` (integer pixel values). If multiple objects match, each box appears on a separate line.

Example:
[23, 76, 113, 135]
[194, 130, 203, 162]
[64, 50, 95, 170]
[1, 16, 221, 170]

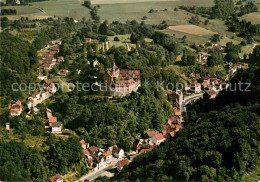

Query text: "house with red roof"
[10, 100, 22, 116]
[117, 159, 130, 171]
[190, 82, 201, 93]
[49, 117, 57, 126]
[108, 145, 124, 158]
[207, 90, 217, 99]
[49, 174, 63, 182]
[80, 139, 89, 150]
[151, 133, 165, 145]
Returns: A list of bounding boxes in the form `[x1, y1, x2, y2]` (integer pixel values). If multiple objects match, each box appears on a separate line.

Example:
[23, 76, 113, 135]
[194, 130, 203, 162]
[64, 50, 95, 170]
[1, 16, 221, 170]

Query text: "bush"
[240, 40, 247, 46]
[114, 37, 120, 41]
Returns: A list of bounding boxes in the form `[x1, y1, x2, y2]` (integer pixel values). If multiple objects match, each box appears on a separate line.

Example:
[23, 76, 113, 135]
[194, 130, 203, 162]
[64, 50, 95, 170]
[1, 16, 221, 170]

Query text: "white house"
[103, 151, 113, 161]
[190, 82, 201, 93]
[110, 146, 124, 158]
[198, 52, 209, 62]
[26, 98, 34, 109]
[37, 73, 47, 80]
[152, 133, 165, 145]
[52, 122, 62, 133]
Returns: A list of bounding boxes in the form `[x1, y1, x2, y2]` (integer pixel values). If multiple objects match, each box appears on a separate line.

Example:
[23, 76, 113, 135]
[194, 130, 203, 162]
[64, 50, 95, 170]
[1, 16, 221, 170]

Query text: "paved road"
[184, 93, 204, 104]
[76, 163, 117, 182]
[181, 93, 204, 122]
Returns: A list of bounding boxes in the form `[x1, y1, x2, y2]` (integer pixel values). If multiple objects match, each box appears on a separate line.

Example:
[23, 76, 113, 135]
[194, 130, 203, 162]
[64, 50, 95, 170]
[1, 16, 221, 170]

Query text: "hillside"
[114, 47, 260, 181]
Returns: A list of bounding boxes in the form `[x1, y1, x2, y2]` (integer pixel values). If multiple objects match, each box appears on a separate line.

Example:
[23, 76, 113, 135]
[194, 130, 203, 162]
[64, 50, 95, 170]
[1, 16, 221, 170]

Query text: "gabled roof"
[146, 131, 158, 138]
[112, 146, 122, 154]
[153, 133, 164, 140]
[88, 146, 100, 154]
[207, 90, 216, 96]
[83, 149, 91, 156]
[52, 122, 61, 127]
[103, 151, 111, 157]
[80, 139, 86, 144]
[49, 174, 62, 182]
[115, 79, 135, 87]
[118, 159, 130, 168]
[15, 100, 22, 106]
[49, 117, 57, 123]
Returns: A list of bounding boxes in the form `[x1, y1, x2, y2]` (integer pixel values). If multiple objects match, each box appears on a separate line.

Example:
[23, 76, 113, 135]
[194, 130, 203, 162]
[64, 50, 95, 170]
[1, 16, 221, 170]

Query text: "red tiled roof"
[83, 149, 91, 156]
[167, 116, 179, 125]
[49, 117, 57, 123]
[88, 146, 100, 154]
[173, 107, 181, 116]
[118, 159, 130, 168]
[207, 90, 216, 96]
[154, 133, 164, 140]
[15, 100, 22, 106]
[146, 131, 158, 138]
[11, 105, 21, 112]
[80, 139, 86, 144]
[116, 79, 135, 87]
[119, 70, 140, 77]
[49, 174, 62, 182]
[103, 151, 111, 157]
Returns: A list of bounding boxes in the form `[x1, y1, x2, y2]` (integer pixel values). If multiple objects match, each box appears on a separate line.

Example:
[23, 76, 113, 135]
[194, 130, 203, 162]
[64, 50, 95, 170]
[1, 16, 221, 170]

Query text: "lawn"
[239, 12, 260, 25]
[107, 34, 136, 49]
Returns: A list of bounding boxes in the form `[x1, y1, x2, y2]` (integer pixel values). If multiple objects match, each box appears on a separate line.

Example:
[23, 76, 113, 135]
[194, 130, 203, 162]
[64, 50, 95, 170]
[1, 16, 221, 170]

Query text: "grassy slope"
[239, 12, 260, 25]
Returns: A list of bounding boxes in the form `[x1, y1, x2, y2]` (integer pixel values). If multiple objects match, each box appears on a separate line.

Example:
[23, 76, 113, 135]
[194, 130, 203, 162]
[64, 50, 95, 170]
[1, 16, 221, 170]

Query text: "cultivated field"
[2, 0, 214, 23]
[168, 25, 215, 35]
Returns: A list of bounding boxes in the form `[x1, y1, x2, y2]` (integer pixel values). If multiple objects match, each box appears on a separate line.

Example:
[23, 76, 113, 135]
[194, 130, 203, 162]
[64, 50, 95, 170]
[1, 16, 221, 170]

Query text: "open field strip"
[239, 12, 260, 25]
[168, 25, 215, 35]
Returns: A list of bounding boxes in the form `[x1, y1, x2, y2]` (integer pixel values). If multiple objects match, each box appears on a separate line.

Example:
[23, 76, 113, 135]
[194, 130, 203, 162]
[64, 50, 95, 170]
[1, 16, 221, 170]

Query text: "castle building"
[97, 63, 141, 97]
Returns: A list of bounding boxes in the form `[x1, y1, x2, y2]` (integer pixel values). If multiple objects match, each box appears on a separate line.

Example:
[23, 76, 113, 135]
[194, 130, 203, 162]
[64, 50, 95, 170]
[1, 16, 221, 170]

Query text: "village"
[8, 39, 249, 182]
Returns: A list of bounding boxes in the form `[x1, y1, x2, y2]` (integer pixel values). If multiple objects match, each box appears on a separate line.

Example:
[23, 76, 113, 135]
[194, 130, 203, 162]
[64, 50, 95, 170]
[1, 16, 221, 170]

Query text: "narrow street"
[76, 160, 118, 182]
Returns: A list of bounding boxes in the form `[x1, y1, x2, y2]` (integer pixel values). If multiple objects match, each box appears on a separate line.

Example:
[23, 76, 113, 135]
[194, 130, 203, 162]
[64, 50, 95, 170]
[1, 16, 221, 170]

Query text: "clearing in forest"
[168, 25, 215, 36]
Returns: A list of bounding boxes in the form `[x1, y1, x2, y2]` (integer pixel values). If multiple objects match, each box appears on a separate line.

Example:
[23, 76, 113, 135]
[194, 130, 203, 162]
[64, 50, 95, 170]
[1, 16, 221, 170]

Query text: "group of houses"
[133, 91, 183, 155]
[80, 139, 130, 171]
[97, 63, 141, 97]
[188, 74, 229, 99]
[44, 108, 62, 133]
[26, 79, 57, 109]
[40, 40, 64, 70]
